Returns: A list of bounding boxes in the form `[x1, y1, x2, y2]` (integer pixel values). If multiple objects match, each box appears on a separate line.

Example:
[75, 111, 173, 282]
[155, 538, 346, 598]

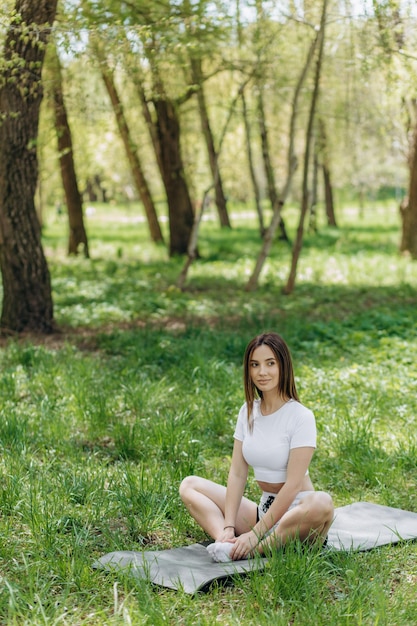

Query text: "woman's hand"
[230, 530, 258, 560]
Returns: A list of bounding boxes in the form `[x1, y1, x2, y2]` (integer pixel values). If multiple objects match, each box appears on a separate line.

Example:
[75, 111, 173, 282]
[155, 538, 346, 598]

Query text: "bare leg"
[179, 475, 257, 540]
[257, 491, 334, 554]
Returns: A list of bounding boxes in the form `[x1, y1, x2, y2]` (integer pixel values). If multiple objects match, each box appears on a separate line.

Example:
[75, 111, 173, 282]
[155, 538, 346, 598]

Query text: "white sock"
[206, 541, 235, 563]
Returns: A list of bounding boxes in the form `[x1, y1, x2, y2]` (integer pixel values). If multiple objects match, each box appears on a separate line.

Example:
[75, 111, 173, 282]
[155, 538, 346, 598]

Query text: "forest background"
[0, 0, 417, 333]
[0, 1, 416, 624]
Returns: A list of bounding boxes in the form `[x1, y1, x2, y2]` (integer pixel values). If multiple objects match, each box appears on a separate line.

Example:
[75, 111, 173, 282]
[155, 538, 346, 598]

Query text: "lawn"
[0, 200, 416, 624]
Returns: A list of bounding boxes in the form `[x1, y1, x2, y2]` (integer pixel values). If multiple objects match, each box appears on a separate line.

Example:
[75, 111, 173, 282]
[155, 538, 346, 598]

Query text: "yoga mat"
[327, 501, 417, 551]
[94, 542, 266, 593]
[93, 502, 417, 593]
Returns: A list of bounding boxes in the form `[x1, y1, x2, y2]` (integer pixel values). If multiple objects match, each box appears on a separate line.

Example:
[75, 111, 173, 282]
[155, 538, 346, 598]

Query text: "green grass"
[0, 199, 416, 624]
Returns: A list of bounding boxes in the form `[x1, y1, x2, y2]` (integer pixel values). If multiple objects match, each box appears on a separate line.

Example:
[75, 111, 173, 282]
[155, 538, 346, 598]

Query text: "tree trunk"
[245, 31, 319, 291]
[177, 186, 212, 291]
[284, 0, 328, 295]
[190, 57, 231, 228]
[49, 41, 90, 257]
[400, 107, 417, 258]
[242, 90, 265, 236]
[137, 80, 163, 175]
[308, 144, 319, 234]
[257, 87, 289, 242]
[322, 163, 337, 226]
[0, 0, 57, 334]
[318, 118, 337, 227]
[128, 52, 194, 256]
[96, 51, 164, 245]
[153, 97, 194, 256]
[176, 77, 249, 288]
[236, 1, 264, 236]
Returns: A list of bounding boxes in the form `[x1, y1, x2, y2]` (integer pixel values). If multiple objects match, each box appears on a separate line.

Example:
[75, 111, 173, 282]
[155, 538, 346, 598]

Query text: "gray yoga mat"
[93, 502, 417, 594]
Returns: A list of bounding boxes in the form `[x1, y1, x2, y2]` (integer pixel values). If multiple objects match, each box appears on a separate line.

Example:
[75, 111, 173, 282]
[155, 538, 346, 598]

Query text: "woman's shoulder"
[287, 399, 314, 419]
[236, 401, 248, 420]
[237, 400, 257, 418]
[236, 399, 262, 425]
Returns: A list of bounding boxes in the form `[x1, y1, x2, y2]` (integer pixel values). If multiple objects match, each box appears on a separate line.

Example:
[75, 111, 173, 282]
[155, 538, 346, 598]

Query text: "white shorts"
[257, 490, 314, 535]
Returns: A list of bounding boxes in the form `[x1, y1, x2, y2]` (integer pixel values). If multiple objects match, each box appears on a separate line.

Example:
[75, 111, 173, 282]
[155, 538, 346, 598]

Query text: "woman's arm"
[255, 446, 315, 537]
[230, 446, 314, 558]
[220, 439, 249, 542]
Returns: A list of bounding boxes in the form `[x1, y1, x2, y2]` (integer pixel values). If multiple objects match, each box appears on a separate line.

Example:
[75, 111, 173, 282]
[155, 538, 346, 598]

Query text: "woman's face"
[249, 344, 279, 393]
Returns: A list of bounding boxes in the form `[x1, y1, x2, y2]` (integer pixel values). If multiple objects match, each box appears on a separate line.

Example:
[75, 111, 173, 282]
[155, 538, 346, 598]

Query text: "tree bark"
[129, 49, 194, 256]
[49, 41, 90, 257]
[308, 145, 319, 234]
[242, 90, 265, 236]
[153, 96, 195, 256]
[95, 48, 164, 245]
[257, 86, 289, 242]
[137, 79, 163, 176]
[317, 118, 337, 227]
[322, 163, 337, 227]
[400, 105, 417, 258]
[177, 185, 212, 291]
[284, 0, 328, 295]
[0, 0, 57, 334]
[189, 56, 231, 228]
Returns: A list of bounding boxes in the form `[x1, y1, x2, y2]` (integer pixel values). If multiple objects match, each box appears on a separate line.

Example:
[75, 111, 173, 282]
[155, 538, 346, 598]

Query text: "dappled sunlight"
[45, 203, 417, 333]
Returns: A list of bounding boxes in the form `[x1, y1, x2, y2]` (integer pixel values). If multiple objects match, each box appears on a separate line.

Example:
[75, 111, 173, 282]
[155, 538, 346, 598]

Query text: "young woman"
[179, 332, 334, 562]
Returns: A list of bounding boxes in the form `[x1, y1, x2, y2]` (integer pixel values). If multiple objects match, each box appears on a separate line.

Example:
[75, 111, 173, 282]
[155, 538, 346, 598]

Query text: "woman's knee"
[310, 491, 334, 521]
[179, 475, 201, 500]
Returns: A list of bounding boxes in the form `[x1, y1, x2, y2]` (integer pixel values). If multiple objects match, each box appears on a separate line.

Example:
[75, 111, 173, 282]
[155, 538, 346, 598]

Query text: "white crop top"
[233, 399, 316, 483]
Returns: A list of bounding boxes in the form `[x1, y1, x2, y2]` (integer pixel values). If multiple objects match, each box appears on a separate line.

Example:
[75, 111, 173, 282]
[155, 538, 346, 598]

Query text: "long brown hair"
[243, 332, 299, 428]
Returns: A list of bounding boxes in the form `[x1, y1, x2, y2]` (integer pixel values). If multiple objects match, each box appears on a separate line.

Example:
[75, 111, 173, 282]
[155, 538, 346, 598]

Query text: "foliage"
[0, 203, 416, 623]
[32, 0, 417, 210]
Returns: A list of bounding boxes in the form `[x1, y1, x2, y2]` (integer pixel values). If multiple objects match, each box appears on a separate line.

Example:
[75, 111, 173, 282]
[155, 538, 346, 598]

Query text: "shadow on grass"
[82, 281, 416, 373]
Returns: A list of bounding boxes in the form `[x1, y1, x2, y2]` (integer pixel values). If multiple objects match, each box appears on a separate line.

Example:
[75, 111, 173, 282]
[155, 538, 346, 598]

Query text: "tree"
[400, 100, 417, 257]
[317, 118, 337, 227]
[308, 140, 319, 233]
[284, 0, 328, 295]
[235, 1, 264, 235]
[245, 27, 319, 291]
[370, 0, 417, 257]
[92, 37, 164, 245]
[188, 55, 231, 228]
[256, 82, 289, 243]
[241, 89, 265, 236]
[152, 84, 195, 256]
[120, 29, 195, 256]
[180, 0, 232, 228]
[0, 0, 57, 334]
[177, 76, 247, 289]
[80, 0, 196, 255]
[251, 1, 289, 242]
[48, 39, 90, 256]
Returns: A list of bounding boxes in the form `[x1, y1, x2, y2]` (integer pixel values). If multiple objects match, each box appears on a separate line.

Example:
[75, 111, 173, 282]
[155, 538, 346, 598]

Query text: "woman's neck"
[260, 393, 289, 415]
